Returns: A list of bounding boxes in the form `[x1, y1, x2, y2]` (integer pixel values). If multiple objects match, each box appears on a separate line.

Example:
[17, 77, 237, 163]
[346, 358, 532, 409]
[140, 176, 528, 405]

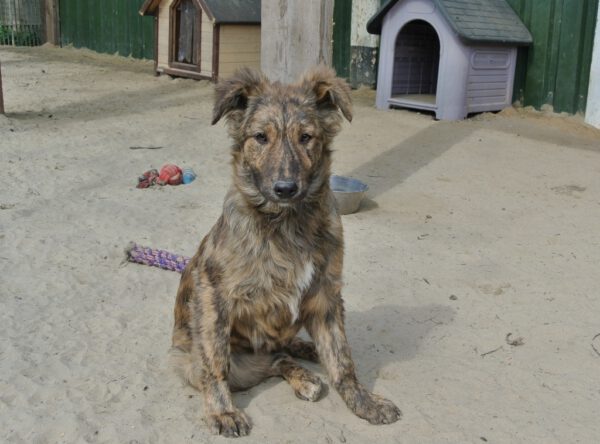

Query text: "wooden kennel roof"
[367, 0, 532, 45]
[139, 0, 261, 24]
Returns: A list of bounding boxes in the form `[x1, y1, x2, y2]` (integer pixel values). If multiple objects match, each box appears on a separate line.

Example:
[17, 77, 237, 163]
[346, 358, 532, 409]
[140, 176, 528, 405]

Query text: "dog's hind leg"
[284, 337, 319, 363]
[228, 352, 324, 402]
[228, 352, 280, 392]
[272, 353, 324, 401]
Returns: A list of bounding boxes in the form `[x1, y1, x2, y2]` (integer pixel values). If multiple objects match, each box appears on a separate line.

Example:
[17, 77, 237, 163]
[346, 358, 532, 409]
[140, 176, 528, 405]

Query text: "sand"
[1, 46, 600, 443]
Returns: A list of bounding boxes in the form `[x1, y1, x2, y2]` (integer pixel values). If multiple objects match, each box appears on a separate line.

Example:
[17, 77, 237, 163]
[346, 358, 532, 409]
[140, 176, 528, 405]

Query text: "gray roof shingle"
[202, 0, 260, 24]
[367, 0, 532, 45]
[140, 0, 261, 24]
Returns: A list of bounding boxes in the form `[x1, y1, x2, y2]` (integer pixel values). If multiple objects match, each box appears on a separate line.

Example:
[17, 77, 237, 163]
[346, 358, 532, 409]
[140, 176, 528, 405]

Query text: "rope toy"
[125, 242, 190, 273]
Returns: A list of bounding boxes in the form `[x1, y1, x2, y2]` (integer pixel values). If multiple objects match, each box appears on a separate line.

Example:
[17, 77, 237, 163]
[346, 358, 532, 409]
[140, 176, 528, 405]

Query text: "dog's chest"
[284, 259, 314, 322]
[240, 255, 314, 318]
[229, 246, 316, 351]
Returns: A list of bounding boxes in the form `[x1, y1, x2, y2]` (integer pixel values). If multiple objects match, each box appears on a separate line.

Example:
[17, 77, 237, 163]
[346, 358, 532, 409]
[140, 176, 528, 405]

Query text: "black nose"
[273, 181, 299, 199]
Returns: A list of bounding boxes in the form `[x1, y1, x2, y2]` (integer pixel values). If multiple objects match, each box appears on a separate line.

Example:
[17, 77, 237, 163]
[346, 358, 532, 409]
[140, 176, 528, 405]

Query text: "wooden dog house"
[367, 0, 532, 120]
[140, 0, 261, 81]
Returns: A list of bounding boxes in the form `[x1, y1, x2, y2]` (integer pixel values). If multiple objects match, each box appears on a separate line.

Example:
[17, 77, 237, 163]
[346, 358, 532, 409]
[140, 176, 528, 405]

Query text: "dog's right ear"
[211, 68, 267, 125]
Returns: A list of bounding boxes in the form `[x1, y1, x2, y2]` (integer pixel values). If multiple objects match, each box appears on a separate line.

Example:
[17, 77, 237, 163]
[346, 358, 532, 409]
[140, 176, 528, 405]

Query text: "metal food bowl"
[330, 175, 369, 215]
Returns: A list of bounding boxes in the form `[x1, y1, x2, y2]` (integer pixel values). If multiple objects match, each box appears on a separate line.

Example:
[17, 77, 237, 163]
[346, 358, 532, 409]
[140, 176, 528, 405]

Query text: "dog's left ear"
[300, 65, 353, 122]
[212, 67, 267, 125]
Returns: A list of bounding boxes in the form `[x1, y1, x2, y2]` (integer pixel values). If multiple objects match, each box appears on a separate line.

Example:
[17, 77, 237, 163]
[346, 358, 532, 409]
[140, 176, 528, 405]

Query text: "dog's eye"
[254, 133, 268, 145]
[299, 133, 312, 144]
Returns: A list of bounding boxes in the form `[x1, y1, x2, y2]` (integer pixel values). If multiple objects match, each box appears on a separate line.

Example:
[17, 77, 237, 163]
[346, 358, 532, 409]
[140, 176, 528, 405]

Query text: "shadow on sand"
[235, 303, 455, 407]
[347, 122, 474, 199]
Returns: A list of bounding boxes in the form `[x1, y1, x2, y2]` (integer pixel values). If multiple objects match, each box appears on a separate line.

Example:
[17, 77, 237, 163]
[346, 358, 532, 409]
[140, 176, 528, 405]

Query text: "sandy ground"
[1, 46, 600, 444]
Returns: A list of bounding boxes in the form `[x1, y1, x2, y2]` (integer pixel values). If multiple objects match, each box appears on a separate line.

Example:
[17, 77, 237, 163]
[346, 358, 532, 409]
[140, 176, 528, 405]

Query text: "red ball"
[158, 164, 182, 185]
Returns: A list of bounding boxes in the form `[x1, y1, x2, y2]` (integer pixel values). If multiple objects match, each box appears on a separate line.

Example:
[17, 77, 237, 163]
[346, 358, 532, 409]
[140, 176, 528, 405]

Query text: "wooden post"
[43, 0, 60, 45]
[585, 5, 600, 128]
[0, 61, 5, 115]
[261, 0, 334, 83]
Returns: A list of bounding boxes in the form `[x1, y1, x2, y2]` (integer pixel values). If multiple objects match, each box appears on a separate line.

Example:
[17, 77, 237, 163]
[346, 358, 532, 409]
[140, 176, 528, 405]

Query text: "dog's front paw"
[206, 410, 251, 437]
[351, 390, 402, 425]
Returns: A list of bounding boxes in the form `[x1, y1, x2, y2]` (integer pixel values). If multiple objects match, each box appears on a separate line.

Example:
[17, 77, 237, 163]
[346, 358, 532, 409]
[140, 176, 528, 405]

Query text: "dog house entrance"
[169, 0, 202, 72]
[389, 20, 440, 112]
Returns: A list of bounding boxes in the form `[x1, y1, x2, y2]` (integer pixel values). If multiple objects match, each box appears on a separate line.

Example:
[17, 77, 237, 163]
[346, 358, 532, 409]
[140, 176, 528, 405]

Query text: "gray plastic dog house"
[367, 0, 532, 120]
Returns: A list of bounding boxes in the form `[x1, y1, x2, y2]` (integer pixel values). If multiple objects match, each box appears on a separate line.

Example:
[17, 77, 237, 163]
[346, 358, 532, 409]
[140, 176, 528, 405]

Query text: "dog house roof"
[367, 0, 532, 45]
[139, 0, 261, 24]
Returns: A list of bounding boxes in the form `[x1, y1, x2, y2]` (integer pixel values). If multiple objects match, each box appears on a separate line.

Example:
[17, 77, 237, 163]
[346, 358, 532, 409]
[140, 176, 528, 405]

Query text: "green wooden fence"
[59, 0, 154, 59]
[507, 0, 599, 114]
[333, 0, 352, 79]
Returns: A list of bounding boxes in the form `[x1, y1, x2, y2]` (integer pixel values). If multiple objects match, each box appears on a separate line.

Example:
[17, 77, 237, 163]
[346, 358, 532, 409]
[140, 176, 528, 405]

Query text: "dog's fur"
[171, 66, 401, 437]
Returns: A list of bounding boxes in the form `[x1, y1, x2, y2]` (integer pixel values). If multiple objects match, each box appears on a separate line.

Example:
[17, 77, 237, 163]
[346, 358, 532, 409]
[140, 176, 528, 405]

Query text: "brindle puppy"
[172, 66, 401, 437]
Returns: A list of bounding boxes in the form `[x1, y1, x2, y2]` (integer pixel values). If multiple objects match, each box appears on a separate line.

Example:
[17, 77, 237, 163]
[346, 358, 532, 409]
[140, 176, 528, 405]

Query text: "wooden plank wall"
[157, 0, 173, 68]
[59, 0, 155, 59]
[200, 11, 213, 77]
[507, 0, 599, 114]
[218, 25, 261, 79]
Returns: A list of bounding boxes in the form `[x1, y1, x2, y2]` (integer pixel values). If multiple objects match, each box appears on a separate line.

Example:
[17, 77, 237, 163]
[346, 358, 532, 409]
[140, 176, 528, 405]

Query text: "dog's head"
[212, 66, 352, 211]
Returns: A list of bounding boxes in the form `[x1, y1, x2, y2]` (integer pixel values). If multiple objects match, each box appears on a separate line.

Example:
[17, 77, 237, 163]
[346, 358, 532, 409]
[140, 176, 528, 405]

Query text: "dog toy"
[125, 242, 190, 273]
[136, 164, 195, 188]
[182, 167, 197, 184]
[136, 169, 159, 189]
[158, 164, 183, 185]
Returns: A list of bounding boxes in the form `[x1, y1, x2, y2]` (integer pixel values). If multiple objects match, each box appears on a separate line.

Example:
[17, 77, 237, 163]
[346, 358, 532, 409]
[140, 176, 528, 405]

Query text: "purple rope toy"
[125, 242, 190, 273]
